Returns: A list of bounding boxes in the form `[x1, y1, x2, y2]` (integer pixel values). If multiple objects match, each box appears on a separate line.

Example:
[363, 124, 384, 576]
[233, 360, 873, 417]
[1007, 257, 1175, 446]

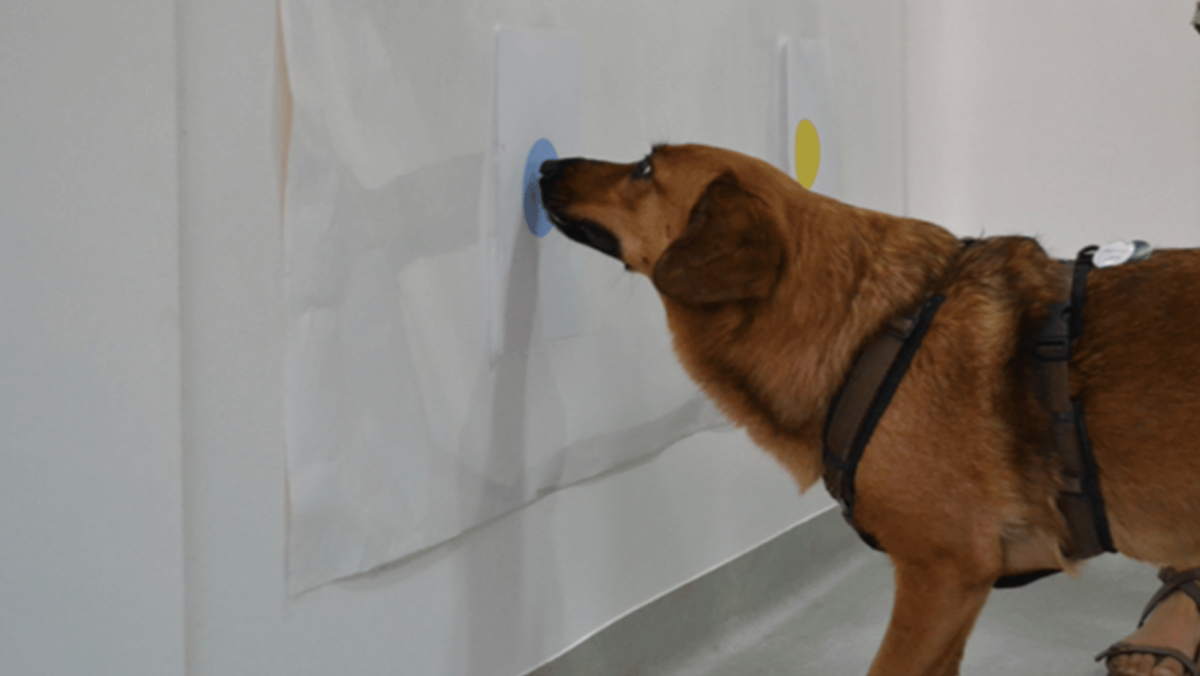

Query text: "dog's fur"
[539, 143, 1200, 675]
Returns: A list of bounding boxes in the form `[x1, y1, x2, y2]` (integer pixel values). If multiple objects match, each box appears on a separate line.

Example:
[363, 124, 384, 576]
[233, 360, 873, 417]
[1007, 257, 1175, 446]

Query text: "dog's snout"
[539, 158, 582, 210]
[539, 158, 562, 179]
[539, 157, 579, 182]
[539, 158, 578, 201]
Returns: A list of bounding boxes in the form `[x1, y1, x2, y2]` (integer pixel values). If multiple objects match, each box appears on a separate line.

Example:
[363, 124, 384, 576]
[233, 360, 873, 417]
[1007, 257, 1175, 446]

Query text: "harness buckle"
[1034, 337, 1070, 362]
[884, 314, 917, 341]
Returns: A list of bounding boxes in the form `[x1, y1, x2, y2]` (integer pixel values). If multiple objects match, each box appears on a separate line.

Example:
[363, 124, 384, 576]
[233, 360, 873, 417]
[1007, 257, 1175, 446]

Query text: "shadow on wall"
[461, 219, 561, 673]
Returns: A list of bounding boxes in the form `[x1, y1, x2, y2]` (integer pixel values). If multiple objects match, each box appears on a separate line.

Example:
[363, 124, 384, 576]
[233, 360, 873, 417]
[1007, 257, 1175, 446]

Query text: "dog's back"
[1079, 250, 1200, 567]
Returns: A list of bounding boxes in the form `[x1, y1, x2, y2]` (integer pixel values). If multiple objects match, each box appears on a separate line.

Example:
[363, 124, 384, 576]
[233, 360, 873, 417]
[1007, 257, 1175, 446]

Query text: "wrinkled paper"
[282, 4, 724, 594]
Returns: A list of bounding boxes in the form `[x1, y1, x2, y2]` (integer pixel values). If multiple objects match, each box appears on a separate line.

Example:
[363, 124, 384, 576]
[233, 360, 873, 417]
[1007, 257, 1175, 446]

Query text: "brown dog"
[538, 144, 1200, 676]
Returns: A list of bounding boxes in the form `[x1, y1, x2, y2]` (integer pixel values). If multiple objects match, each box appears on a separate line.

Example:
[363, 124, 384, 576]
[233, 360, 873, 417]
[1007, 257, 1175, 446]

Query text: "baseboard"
[523, 505, 872, 676]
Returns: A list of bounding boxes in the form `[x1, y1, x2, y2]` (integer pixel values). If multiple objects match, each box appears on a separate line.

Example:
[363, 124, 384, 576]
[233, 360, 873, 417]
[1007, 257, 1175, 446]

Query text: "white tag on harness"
[1093, 240, 1153, 268]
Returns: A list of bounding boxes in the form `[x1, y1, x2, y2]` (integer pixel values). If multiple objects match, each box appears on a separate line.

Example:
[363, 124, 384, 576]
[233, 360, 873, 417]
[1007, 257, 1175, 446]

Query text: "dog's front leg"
[865, 559, 993, 676]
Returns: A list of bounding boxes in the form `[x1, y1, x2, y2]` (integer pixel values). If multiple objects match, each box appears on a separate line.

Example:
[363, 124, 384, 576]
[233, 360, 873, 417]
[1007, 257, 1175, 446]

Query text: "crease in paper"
[282, 11, 725, 594]
[284, 0, 438, 189]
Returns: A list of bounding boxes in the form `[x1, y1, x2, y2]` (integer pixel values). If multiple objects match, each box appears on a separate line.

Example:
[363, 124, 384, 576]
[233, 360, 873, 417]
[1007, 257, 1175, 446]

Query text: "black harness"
[822, 246, 1116, 589]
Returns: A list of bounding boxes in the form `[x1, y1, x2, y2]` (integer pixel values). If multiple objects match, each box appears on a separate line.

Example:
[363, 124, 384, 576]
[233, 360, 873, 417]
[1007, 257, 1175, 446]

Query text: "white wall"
[181, 2, 897, 676]
[1, 2, 903, 675]
[18, 2, 1197, 676]
[0, 2, 185, 675]
[907, 0, 1200, 253]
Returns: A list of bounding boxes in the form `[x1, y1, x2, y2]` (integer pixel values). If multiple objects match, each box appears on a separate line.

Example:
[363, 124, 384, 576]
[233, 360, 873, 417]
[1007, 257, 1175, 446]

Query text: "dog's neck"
[660, 202, 962, 490]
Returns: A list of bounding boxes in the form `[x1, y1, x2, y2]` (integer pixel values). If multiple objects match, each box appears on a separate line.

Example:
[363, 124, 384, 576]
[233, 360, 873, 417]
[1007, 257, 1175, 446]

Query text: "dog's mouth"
[539, 168, 624, 262]
[546, 211, 623, 261]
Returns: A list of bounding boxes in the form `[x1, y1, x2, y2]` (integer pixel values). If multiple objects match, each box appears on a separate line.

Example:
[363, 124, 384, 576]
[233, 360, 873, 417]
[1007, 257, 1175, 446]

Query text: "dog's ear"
[652, 173, 785, 305]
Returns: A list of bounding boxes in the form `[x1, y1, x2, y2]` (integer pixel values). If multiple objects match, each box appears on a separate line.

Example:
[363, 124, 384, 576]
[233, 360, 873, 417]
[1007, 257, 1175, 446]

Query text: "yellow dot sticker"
[794, 119, 821, 189]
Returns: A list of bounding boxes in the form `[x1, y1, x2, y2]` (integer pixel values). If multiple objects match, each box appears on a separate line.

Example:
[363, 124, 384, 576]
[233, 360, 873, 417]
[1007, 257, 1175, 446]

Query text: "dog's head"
[539, 144, 795, 305]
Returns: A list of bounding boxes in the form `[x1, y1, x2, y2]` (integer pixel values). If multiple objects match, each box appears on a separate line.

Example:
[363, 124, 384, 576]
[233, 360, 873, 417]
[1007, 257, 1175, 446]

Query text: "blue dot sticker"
[523, 138, 558, 237]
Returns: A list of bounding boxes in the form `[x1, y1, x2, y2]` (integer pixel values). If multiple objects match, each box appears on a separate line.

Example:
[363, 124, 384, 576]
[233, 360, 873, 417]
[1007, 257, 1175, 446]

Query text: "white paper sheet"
[281, 7, 724, 594]
[782, 38, 842, 198]
[489, 27, 586, 358]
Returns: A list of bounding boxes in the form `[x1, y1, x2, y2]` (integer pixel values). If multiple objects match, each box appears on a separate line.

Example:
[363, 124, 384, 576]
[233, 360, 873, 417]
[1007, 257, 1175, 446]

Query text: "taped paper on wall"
[781, 38, 841, 198]
[281, 7, 724, 594]
[489, 26, 586, 357]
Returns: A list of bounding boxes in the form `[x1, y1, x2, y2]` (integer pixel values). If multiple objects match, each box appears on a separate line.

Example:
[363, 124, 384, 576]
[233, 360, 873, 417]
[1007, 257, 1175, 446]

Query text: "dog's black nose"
[539, 158, 560, 177]
[539, 157, 578, 182]
[539, 158, 580, 208]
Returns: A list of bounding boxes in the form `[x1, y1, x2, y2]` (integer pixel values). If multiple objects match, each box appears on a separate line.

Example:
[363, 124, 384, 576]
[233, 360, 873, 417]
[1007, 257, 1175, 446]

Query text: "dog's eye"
[632, 157, 653, 180]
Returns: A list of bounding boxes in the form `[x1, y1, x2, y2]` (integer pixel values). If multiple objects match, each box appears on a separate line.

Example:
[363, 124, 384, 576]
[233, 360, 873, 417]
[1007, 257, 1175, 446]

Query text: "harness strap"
[1034, 246, 1116, 559]
[822, 295, 945, 550]
[822, 244, 1115, 586]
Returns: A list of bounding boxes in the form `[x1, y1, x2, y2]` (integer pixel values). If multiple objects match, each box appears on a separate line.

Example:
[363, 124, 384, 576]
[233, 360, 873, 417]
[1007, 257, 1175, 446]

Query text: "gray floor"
[529, 507, 1164, 676]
